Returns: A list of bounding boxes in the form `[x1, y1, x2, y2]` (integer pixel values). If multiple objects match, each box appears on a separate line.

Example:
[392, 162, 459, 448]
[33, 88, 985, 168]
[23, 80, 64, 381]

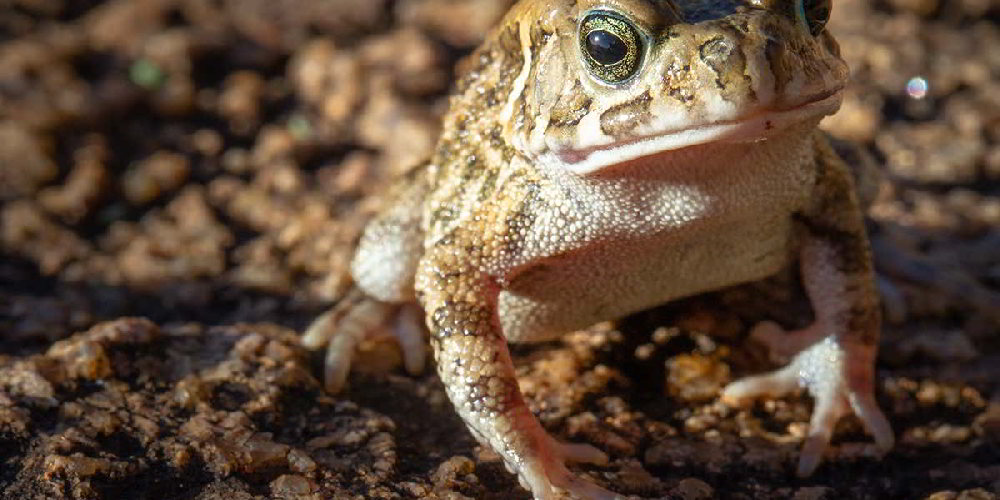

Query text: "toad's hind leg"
[721, 133, 894, 477]
[303, 166, 429, 393]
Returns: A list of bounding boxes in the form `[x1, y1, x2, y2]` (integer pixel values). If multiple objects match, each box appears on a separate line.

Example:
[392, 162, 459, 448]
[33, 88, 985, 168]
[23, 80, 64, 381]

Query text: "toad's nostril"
[699, 36, 737, 74]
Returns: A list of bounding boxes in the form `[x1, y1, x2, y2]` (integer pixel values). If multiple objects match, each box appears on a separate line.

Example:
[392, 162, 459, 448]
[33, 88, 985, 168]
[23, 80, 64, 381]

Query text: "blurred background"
[0, 0, 998, 498]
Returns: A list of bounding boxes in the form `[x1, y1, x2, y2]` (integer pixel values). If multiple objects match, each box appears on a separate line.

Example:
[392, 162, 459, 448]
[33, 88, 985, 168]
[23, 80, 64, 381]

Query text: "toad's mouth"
[544, 90, 844, 176]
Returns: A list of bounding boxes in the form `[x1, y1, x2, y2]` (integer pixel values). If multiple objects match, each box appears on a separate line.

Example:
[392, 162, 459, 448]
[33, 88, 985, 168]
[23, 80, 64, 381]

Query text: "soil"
[1, 1, 998, 499]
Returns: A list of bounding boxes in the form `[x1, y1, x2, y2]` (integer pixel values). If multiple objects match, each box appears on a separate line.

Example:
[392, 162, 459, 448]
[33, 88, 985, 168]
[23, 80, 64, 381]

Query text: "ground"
[0, 0, 998, 499]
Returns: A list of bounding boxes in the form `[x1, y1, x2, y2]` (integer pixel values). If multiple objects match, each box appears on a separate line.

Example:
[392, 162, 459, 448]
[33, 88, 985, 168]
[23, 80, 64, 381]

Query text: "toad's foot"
[505, 416, 619, 500]
[302, 289, 426, 393]
[534, 462, 621, 500]
[525, 438, 619, 500]
[722, 334, 894, 477]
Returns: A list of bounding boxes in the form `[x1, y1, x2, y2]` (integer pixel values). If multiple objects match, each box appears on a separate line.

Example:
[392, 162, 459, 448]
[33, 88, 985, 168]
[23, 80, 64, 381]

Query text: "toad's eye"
[580, 12, 644, 84]
[797, 0, 831, 36]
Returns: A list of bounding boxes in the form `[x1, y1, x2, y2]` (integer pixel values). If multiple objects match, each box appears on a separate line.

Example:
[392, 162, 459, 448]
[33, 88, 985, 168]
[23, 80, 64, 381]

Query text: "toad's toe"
[551, 438, 609, 466]
[395, 303, 427, 375]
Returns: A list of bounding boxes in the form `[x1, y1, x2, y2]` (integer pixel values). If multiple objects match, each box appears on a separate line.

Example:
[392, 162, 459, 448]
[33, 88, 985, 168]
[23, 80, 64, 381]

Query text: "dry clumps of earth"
[1, 1, 998, 499]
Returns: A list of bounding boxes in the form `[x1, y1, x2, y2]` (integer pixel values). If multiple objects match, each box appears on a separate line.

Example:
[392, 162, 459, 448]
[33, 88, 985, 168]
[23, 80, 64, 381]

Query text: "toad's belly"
[497, 214, 794, 343]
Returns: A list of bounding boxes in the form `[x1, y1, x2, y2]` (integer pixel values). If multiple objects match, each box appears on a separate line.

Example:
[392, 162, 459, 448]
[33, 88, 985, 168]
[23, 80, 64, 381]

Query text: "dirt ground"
[1, 0, 998, 499]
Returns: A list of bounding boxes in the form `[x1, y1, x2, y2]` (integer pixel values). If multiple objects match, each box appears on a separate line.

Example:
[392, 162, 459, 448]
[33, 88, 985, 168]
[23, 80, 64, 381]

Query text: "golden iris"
[580, 12, 643, 84]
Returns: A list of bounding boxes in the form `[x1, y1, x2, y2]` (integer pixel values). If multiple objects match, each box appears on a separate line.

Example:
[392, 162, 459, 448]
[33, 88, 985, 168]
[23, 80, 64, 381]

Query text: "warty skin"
[304, 1, 894, 497]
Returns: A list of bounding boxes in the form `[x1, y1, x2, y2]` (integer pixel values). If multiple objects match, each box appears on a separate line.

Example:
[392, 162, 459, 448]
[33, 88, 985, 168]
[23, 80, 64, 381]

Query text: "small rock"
[0, 121, 57, 200]
[673, 477, 714, 500]
[666, 353, 730, 403]
[122, 151, 191, 205]
[793, 486, 836, 500]
[270, 474, 317, 496]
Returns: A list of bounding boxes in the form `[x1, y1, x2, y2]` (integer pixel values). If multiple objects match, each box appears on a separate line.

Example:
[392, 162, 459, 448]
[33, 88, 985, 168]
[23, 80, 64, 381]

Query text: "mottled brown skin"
[304, 1, 894, 498]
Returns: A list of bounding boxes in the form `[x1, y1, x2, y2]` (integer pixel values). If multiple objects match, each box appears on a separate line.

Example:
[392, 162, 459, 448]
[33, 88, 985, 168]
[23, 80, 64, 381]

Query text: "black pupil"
[586, 30, 627, 65]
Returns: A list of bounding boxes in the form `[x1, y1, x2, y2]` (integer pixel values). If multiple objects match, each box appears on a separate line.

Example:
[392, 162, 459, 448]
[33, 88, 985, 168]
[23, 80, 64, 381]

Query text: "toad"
[304, 0, 894, 498]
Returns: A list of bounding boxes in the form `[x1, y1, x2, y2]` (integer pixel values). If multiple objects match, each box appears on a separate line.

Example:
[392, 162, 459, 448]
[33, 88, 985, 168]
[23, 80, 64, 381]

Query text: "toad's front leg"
[416, 243, 617, 500]
[722, 135, 894, 476]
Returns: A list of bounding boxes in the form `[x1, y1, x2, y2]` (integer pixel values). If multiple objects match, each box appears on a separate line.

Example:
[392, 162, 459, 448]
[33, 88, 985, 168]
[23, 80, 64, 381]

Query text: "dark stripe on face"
[548, 80, 593, 128]
[600, 91, 653, 137]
